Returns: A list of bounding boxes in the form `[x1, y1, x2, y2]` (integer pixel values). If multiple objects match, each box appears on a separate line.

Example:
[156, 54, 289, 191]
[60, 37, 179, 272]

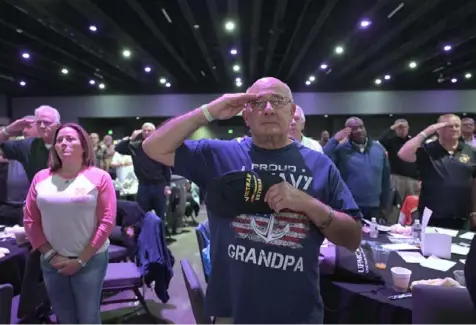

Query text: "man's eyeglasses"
[35, 120, 54, 127]
[247, 98, 292, 110]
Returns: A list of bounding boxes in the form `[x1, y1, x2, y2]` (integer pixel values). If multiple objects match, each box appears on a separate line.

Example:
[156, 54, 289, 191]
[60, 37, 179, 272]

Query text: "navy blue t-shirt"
[174, 137, 360, 324]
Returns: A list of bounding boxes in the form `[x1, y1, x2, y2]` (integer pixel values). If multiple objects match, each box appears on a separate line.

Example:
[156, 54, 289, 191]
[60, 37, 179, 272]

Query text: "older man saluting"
[143, 77, 362, 324]
[289, 105, 323, 152]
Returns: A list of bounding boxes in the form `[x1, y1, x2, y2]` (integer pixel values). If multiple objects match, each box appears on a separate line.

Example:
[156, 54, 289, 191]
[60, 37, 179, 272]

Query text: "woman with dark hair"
[24, 123, 116, 324]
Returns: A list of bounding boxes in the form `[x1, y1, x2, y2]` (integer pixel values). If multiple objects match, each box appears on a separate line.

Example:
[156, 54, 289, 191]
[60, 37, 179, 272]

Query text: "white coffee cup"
[11, 227, 27, 245]
[391, 266, 412, 292]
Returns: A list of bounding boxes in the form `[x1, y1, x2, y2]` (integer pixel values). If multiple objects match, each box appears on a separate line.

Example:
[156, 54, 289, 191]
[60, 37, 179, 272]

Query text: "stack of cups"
[390, 267, 412, 292]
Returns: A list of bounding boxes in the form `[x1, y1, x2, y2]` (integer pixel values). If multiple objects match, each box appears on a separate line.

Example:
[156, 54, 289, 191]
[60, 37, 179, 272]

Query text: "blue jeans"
[41, 250, 108, 324]
[137, 182, 166, 217]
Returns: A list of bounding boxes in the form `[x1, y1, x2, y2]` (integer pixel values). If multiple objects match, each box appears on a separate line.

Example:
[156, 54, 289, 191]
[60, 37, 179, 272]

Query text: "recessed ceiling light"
[89, 79, 95, 85]
[309, 76, 316, 82]
[465, 73, 472, 79]
[19, 81, 26, 87]
[305, 80, 311, 86]
[335, 46, 344, 54]
[193, 24, 199, 29]
[232, 65, 240, 72]
[61, 68, 69, 75]
[122, 49, 131, 58]
[384, 74, 391, 80]
[443, 45, 452, 52]
[360, 20, 371, 28]
[224, 21, 235, 31]
[451, 78, 457, 83]
[165, 82, 171, 88]
[375, 78, 382, 85]
[98, 83, 105, 89]
[236, 81, 242, 87]
[144, 66, 152, 73]
[89, 25, 97, 32]
[409, 61, 417, 69]
[235, 77, 241, 82]
[159, 78, 166, 84]
[320, 64, 328, 70]
[230, 48, 237, 55]
[21, 52, 30, 59]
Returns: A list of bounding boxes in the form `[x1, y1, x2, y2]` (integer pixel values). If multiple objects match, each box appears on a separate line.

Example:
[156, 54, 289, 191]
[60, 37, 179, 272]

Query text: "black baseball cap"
[206, 170, 283, 217]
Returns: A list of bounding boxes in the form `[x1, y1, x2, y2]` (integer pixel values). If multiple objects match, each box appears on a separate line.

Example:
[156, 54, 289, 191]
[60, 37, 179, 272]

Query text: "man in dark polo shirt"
[398, 114, 476, 230]
[115, 122, 171, 217]
[0, 106, 60, 182]
[379, 119, 419, 201]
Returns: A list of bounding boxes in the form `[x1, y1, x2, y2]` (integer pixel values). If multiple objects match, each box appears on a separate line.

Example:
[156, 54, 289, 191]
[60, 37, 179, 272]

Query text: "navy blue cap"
[206, 170, 283, 217]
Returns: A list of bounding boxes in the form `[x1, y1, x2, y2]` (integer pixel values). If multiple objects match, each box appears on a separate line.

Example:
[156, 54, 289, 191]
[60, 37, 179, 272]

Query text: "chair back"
[412, 285, 476, 324]
[180, 259, 211, 324]
[17, 249, 48, 318]
[195, 228, 210, 283]
[410, 210, 420, 223]
[0, 283, 13, 324]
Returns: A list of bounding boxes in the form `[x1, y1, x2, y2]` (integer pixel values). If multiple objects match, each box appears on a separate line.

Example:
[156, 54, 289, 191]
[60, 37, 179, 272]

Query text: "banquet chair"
[195, 226, 210, 283]
[11, 249, 52, 324]
[101, 262, 152, 319]
[412, 285, 476, 324]
[0, 283, 13, 324]
[180, 259, 212, 324]
[108, 243, 128, 262]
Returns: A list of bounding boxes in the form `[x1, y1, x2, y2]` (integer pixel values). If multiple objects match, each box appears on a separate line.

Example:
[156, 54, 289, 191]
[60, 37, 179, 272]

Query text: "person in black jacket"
[115, 123, 171, 218]
[379, 119, 419, 201]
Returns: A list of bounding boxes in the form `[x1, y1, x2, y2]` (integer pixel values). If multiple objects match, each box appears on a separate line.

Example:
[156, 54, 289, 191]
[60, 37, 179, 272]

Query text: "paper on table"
[451, 244, 470, 256]
[461, 259, 466, 264]
[389, 233, 413, 239]
[397, 251, 426, 263]
[421, 207, 433, 233]
[427, 227, 459, 237]
[460, 232, 476, 240]
[420, 257, 456, 272]
[381, 243, 419, 251]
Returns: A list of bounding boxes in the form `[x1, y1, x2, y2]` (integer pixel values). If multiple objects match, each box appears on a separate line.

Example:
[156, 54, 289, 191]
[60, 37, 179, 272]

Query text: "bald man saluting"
[142, 77, 362, 324]
[324, 117, 391, 222]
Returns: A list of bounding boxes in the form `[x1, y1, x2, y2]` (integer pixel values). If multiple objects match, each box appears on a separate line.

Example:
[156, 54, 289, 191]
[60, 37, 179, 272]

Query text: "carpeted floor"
[101, 209, 208, 324]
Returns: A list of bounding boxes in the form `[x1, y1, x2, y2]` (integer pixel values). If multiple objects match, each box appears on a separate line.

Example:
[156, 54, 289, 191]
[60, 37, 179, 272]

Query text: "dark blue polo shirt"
[0, 138, 50, 183]
[416, 140, 476, 219]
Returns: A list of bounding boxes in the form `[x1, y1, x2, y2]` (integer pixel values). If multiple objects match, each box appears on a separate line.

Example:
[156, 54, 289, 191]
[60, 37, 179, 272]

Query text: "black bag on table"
[333, 243, 385, 284]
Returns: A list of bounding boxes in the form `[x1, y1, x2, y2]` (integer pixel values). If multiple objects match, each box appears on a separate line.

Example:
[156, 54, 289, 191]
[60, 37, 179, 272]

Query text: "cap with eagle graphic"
[206, 170, 284, 217]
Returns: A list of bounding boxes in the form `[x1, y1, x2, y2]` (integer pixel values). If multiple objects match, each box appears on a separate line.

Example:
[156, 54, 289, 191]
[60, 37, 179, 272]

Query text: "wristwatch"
[77, 258, 87, 268]
[318, 206, 335, 230]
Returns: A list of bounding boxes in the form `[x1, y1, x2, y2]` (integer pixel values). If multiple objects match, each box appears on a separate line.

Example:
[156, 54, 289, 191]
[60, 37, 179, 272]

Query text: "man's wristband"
[1, 126, 9, 137]
[418, 131, 428, 139]
[201, 104, 214, 122]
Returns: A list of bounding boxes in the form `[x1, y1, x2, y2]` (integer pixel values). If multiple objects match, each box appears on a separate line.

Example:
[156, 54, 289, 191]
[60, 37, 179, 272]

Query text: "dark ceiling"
[1, 0, 476, 96]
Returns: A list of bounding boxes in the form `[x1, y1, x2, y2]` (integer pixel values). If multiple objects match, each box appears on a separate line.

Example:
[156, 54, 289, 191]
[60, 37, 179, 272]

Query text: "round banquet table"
[0, 238, 30, 295]
[321, 231, 471, 324]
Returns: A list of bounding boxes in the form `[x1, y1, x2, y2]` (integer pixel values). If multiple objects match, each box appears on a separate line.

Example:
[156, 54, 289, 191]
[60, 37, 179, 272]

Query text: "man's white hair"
[34, 105, 61, 123]
[142, 122, 156, 130]
[295, 105, 306, 123]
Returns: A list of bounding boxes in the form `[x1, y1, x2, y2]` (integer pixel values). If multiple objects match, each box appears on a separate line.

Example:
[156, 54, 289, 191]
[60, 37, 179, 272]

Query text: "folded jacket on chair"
[206, 170, 284, 217]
